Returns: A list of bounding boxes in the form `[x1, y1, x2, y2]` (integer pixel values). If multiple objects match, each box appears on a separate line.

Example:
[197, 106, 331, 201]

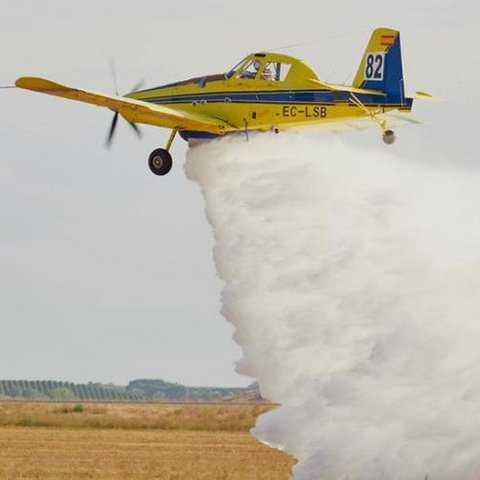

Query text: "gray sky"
[1, 0, 478, 386]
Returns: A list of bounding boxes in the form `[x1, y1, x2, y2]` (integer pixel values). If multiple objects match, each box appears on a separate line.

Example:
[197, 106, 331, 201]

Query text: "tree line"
[0, 380, 141, 401]
[0, 379, 260, 402]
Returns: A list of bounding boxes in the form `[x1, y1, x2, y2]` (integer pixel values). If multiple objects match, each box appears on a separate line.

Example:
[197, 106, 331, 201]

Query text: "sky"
[0, 0, 478, 386]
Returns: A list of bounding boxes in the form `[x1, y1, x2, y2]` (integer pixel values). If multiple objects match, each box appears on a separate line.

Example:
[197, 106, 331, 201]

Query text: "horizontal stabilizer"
[307, 78, 386, 96]
[305, 109, 423, 133]
[408, 90, 441, 101]
[385, 111, 424, 125]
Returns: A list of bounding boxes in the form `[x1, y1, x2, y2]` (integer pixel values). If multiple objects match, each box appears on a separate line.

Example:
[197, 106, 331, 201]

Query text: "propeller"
[105, 60, 145, 149]
[106, 111, 119, 147]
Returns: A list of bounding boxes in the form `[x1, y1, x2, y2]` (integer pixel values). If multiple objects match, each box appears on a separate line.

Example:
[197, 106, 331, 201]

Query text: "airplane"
[15, 27, 433, 177]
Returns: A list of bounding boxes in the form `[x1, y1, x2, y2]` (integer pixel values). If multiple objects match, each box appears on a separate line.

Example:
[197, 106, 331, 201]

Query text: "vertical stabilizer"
[353, 28, 405, 104]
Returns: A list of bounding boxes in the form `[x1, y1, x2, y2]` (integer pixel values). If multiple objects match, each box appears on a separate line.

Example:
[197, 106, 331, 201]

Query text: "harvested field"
[0, 402, 295, 479]
[0, 401, 272, 430]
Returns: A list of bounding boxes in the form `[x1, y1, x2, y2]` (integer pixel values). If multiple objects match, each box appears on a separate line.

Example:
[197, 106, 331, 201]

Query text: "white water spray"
[185, 132, 480, 480]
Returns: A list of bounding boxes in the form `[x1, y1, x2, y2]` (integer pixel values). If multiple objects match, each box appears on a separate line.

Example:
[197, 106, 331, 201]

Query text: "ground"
[0, 402, 295, 479]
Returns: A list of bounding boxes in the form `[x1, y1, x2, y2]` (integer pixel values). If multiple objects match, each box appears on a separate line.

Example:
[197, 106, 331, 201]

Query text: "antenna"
[265, 30, 368, 53]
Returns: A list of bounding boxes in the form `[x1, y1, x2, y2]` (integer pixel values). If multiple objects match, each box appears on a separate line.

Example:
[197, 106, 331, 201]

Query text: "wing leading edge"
[15, 77, 229, 134]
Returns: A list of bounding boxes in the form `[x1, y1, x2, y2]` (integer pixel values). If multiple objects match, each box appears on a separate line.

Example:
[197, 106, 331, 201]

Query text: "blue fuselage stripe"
[139, 90, 412, 108]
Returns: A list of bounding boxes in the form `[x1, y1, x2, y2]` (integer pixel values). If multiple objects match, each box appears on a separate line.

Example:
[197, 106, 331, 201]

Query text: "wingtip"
[15, 76, 63, 92]
[15, 77, 30, 88]
[15, 76, 42, 90]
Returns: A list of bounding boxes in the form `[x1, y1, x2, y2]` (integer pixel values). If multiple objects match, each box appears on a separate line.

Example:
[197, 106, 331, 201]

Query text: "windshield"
[225, 58, 248, 79]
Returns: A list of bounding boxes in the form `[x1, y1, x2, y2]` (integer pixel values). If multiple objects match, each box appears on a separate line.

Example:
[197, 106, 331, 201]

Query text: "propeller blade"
[109, 58, 119, 96]
[105, 111, 119, 148]
[127, 121, 143, 139]
[129, 79, 145, 94]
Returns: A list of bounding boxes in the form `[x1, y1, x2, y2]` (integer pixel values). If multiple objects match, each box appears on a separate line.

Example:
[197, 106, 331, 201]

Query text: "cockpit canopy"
[227, 56, 292, 81]
[153, 52, 319, 90]
[226, 52, 319, 84]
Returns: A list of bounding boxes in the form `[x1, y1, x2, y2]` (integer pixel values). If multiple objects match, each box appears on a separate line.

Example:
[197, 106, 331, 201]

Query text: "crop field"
[0, 401, 295, 479]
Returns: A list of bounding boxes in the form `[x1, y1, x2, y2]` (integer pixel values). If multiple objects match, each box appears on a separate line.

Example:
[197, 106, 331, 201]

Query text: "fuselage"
[127, 52, 413, 141]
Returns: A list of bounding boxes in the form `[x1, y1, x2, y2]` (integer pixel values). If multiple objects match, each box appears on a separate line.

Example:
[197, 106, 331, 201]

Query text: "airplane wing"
[15, 77, 229, 134]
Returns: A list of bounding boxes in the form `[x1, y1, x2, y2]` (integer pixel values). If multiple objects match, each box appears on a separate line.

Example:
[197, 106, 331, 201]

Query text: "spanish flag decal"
[381, 34, 396, 46]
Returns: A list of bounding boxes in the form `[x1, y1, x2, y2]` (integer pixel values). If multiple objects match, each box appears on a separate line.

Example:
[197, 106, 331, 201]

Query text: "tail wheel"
[382, 129, 396, 145]
[148, 148, 173, 176]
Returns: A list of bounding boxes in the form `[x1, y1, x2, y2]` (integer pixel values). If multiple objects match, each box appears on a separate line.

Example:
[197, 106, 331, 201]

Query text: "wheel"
[148, 148, 173, 176]
[382, 129, 396, 145]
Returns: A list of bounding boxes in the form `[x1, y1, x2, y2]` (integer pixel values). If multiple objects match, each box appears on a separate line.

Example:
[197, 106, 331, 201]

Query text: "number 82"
[365, 53, 385, 81]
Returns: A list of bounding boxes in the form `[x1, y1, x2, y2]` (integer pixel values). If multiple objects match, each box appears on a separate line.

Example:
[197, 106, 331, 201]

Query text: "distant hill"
[0, 379, 261, 402]
[127, 379, 261, 402]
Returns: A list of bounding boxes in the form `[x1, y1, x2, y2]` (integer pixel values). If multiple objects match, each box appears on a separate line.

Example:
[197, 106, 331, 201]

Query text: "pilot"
[261, 66, 273, 80]
[240, 61, 262, 79]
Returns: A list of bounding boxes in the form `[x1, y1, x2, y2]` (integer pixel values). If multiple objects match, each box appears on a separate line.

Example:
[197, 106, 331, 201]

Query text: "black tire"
[382, 129, 396, 145]
[148, 148, 173, 176]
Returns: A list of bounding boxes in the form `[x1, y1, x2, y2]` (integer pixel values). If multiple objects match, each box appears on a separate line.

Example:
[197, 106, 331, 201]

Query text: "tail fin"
[353, 27, 405, 104]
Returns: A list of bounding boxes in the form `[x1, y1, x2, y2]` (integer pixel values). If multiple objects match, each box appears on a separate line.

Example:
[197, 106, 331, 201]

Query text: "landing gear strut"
[349, 93, 397, 146]
[148, 129, 177, 176]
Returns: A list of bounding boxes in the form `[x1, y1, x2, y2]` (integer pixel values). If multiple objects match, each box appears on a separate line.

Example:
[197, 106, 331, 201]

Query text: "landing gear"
[349, 94, 397, 146]
[148, 148, 172, 176]
[148, 129, 177, 176]
[382, 129, 396, 145]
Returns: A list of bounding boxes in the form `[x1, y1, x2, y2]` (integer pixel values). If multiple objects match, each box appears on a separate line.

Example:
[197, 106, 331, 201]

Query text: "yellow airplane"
[16, 27, 432, 176]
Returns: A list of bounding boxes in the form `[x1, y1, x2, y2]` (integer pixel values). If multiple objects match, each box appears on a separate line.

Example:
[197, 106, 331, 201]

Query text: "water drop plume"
[185, 132, 480, 480]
